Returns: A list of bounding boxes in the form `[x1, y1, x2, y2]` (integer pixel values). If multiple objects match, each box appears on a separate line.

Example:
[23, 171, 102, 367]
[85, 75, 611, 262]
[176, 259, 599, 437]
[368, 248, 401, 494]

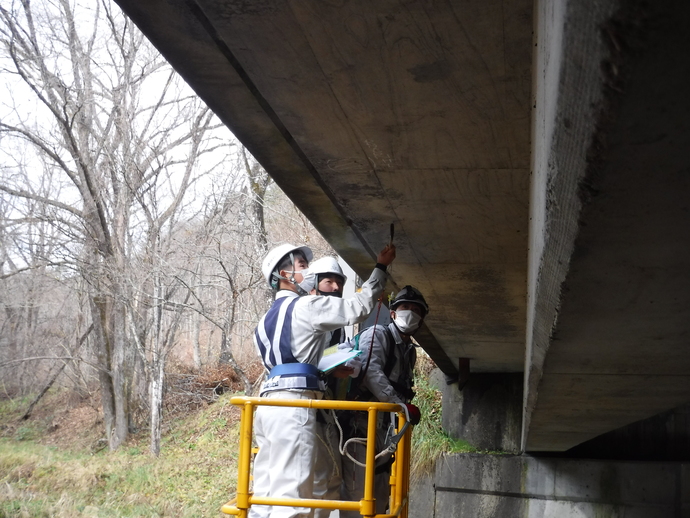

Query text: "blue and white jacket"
[254, 266, 387, 395]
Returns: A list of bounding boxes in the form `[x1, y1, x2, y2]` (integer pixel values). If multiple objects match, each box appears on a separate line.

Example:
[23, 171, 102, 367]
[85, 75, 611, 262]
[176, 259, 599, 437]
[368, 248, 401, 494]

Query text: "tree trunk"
[110, 299, 129, 450]
[150, 356, 164, 456]
[219, 321, 251, 395]
[90, 295, 117, 445]
[149, 282, 191, 455]
[192, 309, 202, 370]
[192, 263, 203, 370]
[90, 276, 129, 451]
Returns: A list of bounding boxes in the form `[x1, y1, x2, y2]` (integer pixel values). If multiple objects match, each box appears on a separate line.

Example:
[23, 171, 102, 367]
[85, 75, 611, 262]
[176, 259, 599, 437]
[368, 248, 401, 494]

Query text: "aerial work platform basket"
[221, 396, 412, 518]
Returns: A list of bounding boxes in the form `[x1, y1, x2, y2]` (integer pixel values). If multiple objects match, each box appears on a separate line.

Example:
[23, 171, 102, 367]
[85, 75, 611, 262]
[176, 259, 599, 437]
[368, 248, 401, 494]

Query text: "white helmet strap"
[273, 252, 310, 296]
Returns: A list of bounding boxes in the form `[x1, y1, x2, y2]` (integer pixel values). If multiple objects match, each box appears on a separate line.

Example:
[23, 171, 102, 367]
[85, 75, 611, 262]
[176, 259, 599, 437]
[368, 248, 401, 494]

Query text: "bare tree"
[0, 0, 340, 458]
[0, 0, 231, 451]
[167, 154, 269, 395]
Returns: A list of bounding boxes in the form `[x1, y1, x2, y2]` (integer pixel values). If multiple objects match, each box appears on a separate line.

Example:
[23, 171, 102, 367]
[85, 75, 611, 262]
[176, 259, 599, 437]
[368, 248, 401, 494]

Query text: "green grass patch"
[410, 353, 478, 480]
[0, 393, 240, 518]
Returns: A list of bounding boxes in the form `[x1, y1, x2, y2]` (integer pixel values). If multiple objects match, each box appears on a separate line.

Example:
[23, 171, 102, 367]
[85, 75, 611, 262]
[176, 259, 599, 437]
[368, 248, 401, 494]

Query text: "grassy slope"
[1, 393, 240, 518]
[0, 355, 472, 517]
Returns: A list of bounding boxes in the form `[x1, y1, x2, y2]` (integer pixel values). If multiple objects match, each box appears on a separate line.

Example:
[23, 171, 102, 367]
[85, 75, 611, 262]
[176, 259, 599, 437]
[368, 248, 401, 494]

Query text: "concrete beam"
[523, 0, 617, 452]
[114, 0, 455, 372]
[524, 0, 690, 451]
[115, 0, 535, 380]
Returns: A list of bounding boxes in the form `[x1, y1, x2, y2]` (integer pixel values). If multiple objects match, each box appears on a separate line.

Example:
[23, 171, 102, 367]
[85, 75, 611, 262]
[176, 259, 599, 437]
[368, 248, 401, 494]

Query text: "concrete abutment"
[410, 454, 689, 517]
[442, 373, 524, 453]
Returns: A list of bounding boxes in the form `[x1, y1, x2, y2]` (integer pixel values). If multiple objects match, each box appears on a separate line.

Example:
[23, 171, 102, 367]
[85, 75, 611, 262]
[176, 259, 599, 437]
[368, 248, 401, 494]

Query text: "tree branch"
[0, 182, 82, 219]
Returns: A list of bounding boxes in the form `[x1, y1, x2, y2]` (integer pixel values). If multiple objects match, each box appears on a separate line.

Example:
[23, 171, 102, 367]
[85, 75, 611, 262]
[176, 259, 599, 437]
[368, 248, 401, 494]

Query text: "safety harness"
[260, 363, 325, 395]
[255, 295, 326, 396]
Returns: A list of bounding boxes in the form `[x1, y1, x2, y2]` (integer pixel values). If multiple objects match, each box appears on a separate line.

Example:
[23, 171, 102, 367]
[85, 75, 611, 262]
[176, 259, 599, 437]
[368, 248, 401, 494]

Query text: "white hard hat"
[309, 256, 347, 283]
[261, 243, 313, 288]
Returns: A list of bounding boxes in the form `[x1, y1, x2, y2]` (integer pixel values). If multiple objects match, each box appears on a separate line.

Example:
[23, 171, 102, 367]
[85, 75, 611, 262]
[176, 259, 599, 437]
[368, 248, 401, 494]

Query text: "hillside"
[0, 365, 248, 518]
[0, 354, 462, 517]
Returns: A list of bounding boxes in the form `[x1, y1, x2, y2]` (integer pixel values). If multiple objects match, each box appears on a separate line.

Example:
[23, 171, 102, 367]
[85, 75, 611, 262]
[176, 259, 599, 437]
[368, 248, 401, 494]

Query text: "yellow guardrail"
[221, 396, 412, 518]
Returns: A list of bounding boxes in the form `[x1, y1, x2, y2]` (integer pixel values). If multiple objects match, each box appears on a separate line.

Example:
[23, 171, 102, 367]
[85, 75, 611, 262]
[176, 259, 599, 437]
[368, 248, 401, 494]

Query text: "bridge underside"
[115, 0, 690, 452]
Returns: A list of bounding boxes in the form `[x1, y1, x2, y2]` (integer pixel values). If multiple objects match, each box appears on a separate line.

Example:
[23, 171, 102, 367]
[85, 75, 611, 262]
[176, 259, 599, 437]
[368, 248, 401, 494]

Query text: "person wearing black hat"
[339, 285, 429, 518]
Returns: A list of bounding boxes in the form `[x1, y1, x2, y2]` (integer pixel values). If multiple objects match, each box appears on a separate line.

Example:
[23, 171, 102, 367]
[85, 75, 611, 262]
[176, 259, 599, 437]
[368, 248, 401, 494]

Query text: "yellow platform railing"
[221, 396, 412, 518]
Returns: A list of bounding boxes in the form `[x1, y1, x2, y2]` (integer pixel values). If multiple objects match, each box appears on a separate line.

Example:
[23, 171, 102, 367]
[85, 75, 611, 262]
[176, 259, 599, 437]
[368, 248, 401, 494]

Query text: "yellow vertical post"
[388, 456, 398, 515]
[400, 422, 411, 518]
[235, 400, 255, 518]
[389, 413, 405, 514]
[361, 406, 379, 517]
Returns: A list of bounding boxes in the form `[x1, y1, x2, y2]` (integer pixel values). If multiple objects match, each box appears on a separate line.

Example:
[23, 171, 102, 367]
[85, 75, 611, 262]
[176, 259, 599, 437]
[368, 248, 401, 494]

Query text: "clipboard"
[318, 345, 361, 373]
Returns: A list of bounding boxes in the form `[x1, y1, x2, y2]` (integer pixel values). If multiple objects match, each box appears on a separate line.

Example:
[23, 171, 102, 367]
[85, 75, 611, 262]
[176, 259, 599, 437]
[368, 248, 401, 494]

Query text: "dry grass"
[0, 356, 466, 516]
[0, 399, 241, 517]
[0, 364, 246, 518]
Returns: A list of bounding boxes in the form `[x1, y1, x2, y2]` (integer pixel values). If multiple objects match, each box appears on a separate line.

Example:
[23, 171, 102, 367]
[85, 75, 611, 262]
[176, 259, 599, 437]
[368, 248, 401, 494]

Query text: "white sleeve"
[309, 267, 387, 332]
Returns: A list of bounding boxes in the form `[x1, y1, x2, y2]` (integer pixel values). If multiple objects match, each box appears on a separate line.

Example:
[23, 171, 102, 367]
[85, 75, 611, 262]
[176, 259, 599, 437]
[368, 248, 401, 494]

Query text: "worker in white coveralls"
[308, 256, 352, 518]
[250, 243, 395, 518]
[339, 286, 428, 518]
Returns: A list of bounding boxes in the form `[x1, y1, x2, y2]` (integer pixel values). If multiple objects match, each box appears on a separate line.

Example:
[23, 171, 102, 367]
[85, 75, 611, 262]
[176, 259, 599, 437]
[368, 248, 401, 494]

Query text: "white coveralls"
[250, 266, 387, 518]
[313, 328, 349, 518]
[340, 323, 416, 518]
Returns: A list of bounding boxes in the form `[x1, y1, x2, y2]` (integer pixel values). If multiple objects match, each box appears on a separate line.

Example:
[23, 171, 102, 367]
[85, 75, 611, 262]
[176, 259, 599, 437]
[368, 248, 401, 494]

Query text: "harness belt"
[260, 362, 326, 396]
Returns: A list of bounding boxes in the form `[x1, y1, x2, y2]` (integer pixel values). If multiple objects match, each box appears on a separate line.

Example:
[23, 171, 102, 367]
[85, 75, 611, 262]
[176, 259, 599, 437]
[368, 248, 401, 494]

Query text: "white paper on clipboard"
[318, 345, 361, 373]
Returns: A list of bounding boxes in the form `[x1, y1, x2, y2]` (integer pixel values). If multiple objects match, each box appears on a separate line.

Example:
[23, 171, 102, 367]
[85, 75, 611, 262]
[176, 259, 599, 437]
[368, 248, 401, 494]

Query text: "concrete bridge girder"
[113, 0, 690, 454]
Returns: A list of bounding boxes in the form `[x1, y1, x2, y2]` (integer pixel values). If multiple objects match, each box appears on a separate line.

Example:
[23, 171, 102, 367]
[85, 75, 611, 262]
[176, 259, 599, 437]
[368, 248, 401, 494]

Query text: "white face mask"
[287, 267, 316, 293]
[393, 309, 422, 334]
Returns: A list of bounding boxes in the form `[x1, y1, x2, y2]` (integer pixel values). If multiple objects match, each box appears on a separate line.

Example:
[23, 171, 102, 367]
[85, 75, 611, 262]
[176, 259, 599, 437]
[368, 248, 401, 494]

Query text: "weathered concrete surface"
[566, 403, 690, 461]
[408, 475, 435, 518]
[525, 0, 690, 451]
[524, 0, 613, 453]
[114, 0, 533, 379]
[113, 0, 690, 453]
[443, 374, 523, 452]
[412, 454, 689, 517]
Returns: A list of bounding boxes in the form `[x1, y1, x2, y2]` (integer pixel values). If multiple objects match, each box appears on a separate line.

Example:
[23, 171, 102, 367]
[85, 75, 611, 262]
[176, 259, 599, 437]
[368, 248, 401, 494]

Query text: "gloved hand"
[404, 403, 421, 425]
